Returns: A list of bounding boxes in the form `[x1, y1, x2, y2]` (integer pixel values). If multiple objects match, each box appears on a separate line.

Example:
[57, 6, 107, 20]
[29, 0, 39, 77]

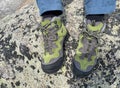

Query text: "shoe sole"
[72, 59, 98, 77]
[41, 33, 69, 74]
[41, 56, 64, 74]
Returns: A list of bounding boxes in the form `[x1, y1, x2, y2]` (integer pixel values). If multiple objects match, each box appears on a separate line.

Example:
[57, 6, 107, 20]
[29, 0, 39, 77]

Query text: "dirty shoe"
[40, 17, 67, 74]
[73, 15, 106, 77]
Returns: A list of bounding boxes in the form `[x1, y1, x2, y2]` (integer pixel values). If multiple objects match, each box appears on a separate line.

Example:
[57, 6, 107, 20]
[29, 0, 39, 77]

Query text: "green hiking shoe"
[40, 17, 67, 74]
[73, 18, 106, 77]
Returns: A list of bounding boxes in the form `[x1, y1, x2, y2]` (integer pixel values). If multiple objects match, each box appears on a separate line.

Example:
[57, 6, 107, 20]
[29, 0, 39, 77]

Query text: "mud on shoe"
[40, 17, 67, 74]
[73, 15, 106, 77]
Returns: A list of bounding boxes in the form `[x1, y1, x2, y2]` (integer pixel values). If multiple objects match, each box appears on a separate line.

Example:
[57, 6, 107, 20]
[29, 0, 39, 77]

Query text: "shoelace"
[78, 20, 105, 61]
[40, 19, 62, 55]
[79, 30, 98, 61]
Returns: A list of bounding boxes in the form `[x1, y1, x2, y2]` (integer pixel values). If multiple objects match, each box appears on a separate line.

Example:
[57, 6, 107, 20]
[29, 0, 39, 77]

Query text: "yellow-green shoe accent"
[40, 17, 67, 73]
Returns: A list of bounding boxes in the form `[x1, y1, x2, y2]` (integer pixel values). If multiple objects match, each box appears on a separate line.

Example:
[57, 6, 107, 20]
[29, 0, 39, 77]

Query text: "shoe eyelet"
[54, 21, 57, 24]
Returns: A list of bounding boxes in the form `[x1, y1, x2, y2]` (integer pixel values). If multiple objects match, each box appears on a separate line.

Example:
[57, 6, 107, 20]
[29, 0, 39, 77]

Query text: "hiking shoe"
[73, 17, 106, 77]
[40, 17, 67, 74]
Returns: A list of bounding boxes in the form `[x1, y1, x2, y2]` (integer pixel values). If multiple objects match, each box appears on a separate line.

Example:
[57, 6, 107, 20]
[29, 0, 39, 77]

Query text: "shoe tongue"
[41, 17, 54, 26]
[42, 15, 60, 22]
[86, 14, 104, 28]
[86, 20, 103, 32]
[43, 16, 60, 22]
[42, 16, 52, 22]
[87, 20, 101, 26]
[41, 16, 61, 28]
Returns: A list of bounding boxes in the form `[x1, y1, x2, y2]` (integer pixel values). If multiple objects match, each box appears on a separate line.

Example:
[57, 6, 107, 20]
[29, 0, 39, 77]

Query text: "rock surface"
[0, 0, 34, 19]
[0, 0, 120, 88]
